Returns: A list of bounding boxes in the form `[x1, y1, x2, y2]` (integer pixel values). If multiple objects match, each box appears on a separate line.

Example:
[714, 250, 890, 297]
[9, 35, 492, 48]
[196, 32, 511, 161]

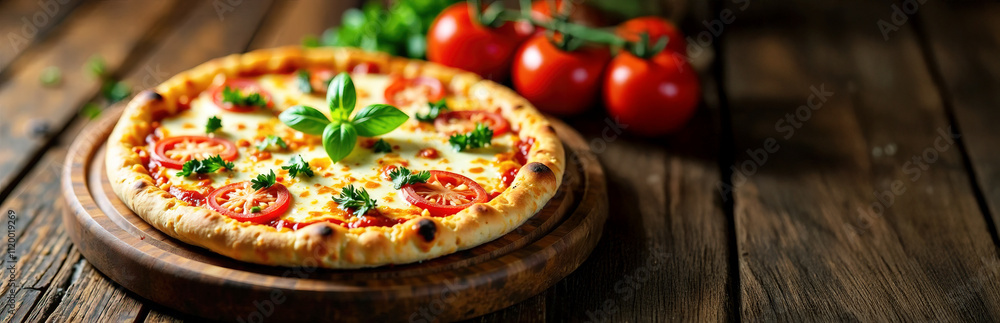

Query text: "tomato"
[209, 78, 272, 112]
[351, 62, 380, 75]
[433, 110, 510, 136]
[427, 2, 528, 81]
[401, 170, 488, 217]
[529, 0, 608, 30]
[512, 35, 611, 115]
[603, 51, 700, 136]
[207, 182, 291, 224]
[617, 17, 687, 56]
[308, 68, 336, 94]
[152, 136, 238, 169]
[384, 76, 445, 107]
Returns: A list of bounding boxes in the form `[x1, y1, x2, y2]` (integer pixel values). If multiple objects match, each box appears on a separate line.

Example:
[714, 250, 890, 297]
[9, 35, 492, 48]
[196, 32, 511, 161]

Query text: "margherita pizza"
[105, 47, 564, 268]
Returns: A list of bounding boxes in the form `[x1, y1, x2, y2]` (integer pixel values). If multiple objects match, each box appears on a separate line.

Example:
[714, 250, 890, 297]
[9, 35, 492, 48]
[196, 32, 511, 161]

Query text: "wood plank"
[918, 1, 1000, 241]
[723, 0, 1000, 321]
[0, 0, 85, 73]
[0, 0, 180, 200]
[247, 0, 352, 50]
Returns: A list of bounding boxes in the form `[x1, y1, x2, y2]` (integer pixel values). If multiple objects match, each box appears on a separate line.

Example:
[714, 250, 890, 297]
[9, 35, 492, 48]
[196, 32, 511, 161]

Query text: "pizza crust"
[105, 47, 565, 268]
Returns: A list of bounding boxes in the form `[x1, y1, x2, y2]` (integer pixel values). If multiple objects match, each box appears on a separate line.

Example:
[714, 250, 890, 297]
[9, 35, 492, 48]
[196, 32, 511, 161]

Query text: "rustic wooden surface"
[0, 0, 998, 321]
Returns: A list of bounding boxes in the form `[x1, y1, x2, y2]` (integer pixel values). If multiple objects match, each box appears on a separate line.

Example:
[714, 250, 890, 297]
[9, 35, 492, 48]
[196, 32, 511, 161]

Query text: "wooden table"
[2, 0, 999, 321]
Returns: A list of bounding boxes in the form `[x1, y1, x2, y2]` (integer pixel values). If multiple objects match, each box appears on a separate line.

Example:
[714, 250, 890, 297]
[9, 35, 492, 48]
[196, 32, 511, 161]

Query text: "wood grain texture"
[723, 0, 1000, 321]
[247, 0, 354, 50]
[918, 1, 1000, 241]
[0, 0, 84, 73]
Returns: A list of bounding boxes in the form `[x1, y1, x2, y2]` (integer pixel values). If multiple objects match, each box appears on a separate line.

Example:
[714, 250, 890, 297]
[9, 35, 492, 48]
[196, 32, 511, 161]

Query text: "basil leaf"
[279, 105, 330, 135]
[323, 122, 358, 162]
[351, 104, 409, 137]
[326, 72, 356, 121]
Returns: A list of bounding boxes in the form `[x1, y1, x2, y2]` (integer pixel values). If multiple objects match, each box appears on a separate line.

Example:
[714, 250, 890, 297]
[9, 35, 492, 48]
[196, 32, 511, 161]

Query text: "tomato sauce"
[515, 137, 535, 165]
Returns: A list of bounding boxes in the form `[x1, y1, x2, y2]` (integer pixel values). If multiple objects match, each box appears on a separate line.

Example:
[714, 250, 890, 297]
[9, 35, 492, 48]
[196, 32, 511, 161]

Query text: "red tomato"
[433, 110, 510, 136]
[603, 51, 700, 136]
[530, 0, 608, 30]
[512, 35, 611, 115]
[308, 68, 336, 94]
[384, 76, 446, 107]
[209, 78, 272, 112]
[427, 2, 528, 81]
[617, 17, 687, 56]
[207, 182, 291, 224]
[351, 62, 380, 75]
[152, 136, 238, 169]
[401, 170, 488, 217]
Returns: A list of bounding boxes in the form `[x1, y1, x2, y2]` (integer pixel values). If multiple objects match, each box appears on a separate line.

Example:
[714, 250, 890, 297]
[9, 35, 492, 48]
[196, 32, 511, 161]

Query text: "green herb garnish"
[222, 86, 268, 108]
[388, 166, 430, 189]
[249, 206, 261, 213]
[449, 123, 493, 151]
[373, 139, 392, 153]
[281, 155, 315, 179]
[294, 70, 313, 94]
[415, 99, 448, 122]
[175, 155, 235, 177]
[256, 135, 287, 151]
[251, 170, 277, 191]
[278, 72, 408, 162]
[40, 66, 61, 87]
[333, 184, 377, 217]
[205, 116, 222, 133]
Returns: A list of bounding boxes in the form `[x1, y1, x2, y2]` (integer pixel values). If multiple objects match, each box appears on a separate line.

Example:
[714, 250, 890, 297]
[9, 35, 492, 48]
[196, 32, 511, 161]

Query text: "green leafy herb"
[102, 81, 131, 103]
[373, 139, 392, 153]
[86, 55, 106, 78]
[175, 155, 235, 177]
[305, 0, 455, 59]
[449, 123, 493, 151]
[278, 73, 408, 162]
[333, 184, 378, 217]
[251, 170, 277, 191]
[205, 116, 222, 133]
[388, 166, 430, 189]
[40, 66, 61, 87]
[221, 86, 268, 108]
[80, 102, 102, 120]
[249, 206, 261, 213]
[256, 135, 287, 151]
[294, 70, 313, 94]
[301, 35, 320, 48]
[415, 99, 448, 122]
[281, 155, 314, 179]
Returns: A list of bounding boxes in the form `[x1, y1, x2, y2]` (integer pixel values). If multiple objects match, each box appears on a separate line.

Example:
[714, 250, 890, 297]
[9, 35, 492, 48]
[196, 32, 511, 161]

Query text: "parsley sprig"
[373, 139, 392, 153]
[256, 135, 287, 151]
[205, 116, 222, 133]
[278, 72, 408, 162]
[333, 184, 377, 217]
[415, 99, 448, 122]
[281, 155, 314, 179]
[222, 86, 267, 108]
[388, 166, 430, 189]
[251, 170, 277, 191]
[449, 123, 493, 151]
[175, 155, 235, 177]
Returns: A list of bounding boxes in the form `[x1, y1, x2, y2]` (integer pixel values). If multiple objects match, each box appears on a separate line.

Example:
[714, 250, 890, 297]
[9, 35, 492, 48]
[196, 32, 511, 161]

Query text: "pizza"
[104, 47, 564, 268]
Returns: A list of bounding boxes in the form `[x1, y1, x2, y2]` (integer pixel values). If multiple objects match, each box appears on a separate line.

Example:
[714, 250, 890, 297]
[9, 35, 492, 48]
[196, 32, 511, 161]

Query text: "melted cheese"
[155, 73, 520, 224]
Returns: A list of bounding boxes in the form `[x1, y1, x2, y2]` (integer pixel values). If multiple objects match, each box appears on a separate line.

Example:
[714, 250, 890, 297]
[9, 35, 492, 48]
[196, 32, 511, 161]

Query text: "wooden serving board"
[60, 106, 608, 322]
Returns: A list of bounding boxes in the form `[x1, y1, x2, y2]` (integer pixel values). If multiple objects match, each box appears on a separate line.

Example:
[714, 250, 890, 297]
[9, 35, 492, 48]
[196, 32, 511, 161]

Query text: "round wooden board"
[61, 106, 608, 322]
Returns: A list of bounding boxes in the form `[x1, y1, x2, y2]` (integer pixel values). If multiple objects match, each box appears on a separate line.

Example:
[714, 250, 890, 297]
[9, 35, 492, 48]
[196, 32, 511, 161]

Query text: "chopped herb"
[205, 116, 222, 133]
[256, 135, 288, 151]
[415, 99, 448, 122]
[388, 166, 430, 190]
[249, 206, 262, 213]
[221, 86, 268, 108]
[86, 55, 106, 78]
[40, 66, 62, 87]
[373, 139, 392, 153]
[333, 184, 377, 217]
[175, 155, 235, 177]
[448, 123, 493, 151]
[281, 155, 314, 179]
[80, 102, 102, 120]
[251, 170, 277, 191]
[301, 35, 320, 48]
[294, 70, 313, 94]
[102, 81, 131, 103]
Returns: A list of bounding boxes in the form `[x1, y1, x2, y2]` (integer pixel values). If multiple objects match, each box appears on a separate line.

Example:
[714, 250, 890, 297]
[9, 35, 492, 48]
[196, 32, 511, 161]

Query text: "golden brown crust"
[106, 47, 564, 268]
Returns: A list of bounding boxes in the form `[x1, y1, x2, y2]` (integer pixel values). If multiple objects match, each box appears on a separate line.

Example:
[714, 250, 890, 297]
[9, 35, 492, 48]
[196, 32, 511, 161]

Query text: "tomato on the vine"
[617, 17, 687, 56]
[207, 182, 291, 224]
[512, 35, 611, 115]
[427, 2, 528, 81]
[401, 170, 488, 217]
[603, 51, 700, 136]
[152, 136, 238, 169]
[530, 0, 608, 29]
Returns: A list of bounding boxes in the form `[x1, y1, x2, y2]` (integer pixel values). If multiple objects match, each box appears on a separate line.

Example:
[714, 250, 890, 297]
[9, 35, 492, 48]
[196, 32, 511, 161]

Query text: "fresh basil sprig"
[279, 72, 408, 162]
[416, 99, 448, 122]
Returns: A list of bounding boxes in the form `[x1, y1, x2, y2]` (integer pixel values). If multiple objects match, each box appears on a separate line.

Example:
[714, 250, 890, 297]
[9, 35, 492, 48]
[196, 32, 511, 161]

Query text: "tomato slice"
[209, 78, 273, 112]
[434, 110, 510, 137]
[207, 182, 291, 224]
[384, 76, 446, 107]
[308, 68, 336, 94]
[351, 62, 380, 75]
[402, 170, 488, 217]
[152, 136, 238, 169]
